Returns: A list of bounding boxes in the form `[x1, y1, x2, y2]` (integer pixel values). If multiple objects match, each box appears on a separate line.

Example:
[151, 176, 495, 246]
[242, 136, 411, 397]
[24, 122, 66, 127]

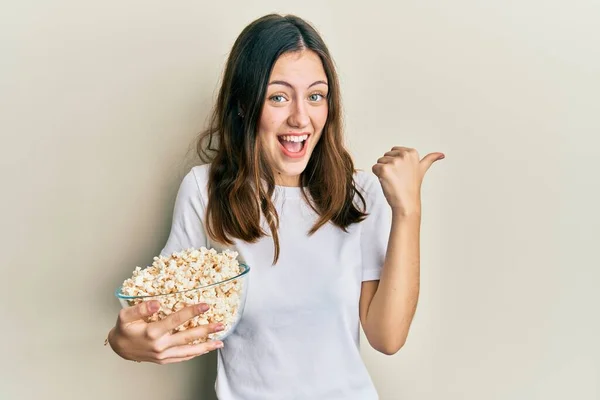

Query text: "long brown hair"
[197, 14, 367, 265]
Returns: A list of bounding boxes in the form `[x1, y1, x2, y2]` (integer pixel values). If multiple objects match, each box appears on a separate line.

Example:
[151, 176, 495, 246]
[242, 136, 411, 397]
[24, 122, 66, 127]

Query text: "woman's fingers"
[168, 323, 225, 346]
[146, 303, 209, 339]
[154, 355, 197, 365]
[156, 341, 224, 363]
[117, 300, 160, 326]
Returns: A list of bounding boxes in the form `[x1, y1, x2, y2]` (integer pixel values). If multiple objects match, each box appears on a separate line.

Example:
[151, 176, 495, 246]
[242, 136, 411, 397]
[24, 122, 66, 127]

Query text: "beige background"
[1, 1, 598, 399]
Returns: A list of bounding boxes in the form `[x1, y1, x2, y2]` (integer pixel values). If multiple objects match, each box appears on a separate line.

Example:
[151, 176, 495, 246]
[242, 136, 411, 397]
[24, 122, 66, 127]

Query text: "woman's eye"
[270, 95, 286, 103]
[309, 93, 324, 102]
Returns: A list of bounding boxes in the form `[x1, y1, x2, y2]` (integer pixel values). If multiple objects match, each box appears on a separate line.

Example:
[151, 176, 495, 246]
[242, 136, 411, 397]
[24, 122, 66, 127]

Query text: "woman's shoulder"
[176, 163, 211, 202]
[188, 163, 211, 185]
[353, 168, 379, 194]
[353, 168, 387, 212]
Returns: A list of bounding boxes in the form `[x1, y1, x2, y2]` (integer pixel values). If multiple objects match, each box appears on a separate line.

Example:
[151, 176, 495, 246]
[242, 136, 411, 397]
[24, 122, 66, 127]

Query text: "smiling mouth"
[277, 134, 310, 154]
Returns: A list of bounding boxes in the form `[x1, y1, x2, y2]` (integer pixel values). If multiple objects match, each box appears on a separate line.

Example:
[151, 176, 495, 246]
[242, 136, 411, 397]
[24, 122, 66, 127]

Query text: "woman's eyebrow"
[268, 80, 328, 89]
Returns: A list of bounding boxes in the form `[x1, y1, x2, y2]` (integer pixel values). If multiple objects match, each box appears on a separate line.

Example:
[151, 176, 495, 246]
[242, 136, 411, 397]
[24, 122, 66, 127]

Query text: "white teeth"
[280, 134, 308, 142]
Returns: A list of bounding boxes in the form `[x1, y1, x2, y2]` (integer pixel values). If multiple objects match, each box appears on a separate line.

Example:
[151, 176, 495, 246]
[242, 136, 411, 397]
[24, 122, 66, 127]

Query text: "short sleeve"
[160, 168, 209, 257]
[358, 172, 392, 282]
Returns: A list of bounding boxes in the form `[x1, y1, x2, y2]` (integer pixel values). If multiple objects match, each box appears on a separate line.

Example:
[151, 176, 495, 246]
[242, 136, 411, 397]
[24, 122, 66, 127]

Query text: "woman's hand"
[107, 300, 225, 364]
[372, 146, 445, 215]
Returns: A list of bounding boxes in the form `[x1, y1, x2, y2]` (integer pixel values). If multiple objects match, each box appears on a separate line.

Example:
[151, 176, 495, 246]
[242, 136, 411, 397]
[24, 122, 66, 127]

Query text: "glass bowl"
[115, 262, 250, 342]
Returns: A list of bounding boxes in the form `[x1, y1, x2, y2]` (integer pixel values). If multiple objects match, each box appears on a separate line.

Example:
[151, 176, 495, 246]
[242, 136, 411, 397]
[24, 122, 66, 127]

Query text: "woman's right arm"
[109, 168, 220, 364]
[108, 300, 224, 364]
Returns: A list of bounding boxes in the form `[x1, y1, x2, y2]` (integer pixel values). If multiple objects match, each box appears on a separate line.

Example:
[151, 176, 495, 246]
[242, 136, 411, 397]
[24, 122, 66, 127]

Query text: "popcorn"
[120, 247, 244, 344]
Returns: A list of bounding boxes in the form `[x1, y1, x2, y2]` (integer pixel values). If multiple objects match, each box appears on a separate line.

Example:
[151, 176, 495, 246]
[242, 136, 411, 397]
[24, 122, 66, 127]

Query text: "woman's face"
[258, 50, 329, 186]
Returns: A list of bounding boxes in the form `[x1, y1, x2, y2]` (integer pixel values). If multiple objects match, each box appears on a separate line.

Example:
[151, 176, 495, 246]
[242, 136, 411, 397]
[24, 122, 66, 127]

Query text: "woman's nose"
[287, 101, 310, 128]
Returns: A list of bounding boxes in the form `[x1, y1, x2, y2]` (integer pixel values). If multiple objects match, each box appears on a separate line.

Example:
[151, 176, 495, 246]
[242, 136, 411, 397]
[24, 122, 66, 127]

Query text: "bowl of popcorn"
[115, 247, 250, 343]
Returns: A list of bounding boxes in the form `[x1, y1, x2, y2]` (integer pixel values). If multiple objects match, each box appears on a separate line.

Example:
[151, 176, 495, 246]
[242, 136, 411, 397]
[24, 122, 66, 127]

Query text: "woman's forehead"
[268, 50, 328, 88]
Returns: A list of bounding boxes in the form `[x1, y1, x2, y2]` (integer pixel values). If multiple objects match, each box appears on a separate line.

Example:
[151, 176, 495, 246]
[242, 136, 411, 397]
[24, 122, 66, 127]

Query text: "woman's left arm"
[360, 211, 421, 355]
[360, 147, 445, 355]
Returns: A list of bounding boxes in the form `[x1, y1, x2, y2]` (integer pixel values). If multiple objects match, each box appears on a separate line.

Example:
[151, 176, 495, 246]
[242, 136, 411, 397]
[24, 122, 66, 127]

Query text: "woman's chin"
[273, 164, 307, 184]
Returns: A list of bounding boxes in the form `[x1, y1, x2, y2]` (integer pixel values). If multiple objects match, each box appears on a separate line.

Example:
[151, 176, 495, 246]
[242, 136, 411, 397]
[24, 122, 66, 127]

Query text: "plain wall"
[1, 1, 598, 399]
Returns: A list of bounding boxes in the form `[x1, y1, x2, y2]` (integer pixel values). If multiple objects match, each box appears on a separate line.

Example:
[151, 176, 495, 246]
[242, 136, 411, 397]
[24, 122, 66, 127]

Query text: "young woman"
[107, 13, 444, 399]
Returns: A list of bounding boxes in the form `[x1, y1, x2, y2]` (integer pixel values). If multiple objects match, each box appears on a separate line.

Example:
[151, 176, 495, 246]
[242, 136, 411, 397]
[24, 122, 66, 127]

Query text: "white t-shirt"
[160, 163, 392, 400]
